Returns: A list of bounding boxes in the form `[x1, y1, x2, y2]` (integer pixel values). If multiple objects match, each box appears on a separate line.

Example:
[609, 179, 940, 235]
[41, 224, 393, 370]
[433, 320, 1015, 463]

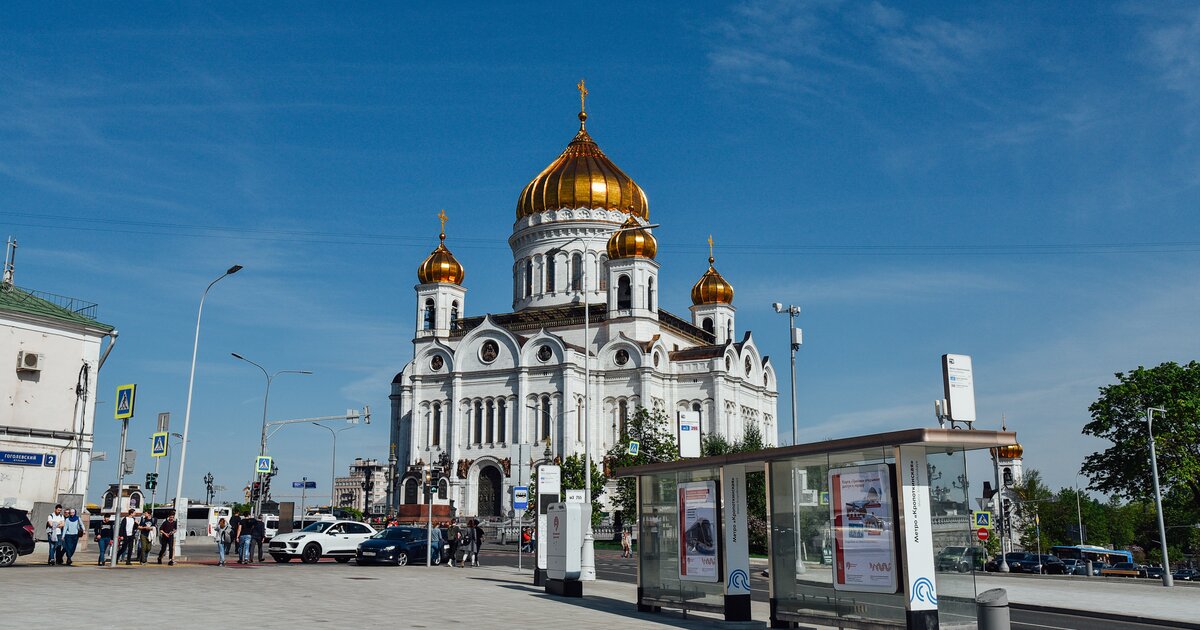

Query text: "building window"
[438, 477, 448, 500]
[486, 399, 495, 444]
[647, 277, 655, 311]
[617, 275, 631, 309]
[546, 256, 556, 292]
[450, 301, 459, 327]
[474, 400, 483, 445]
[541, 396, 552, 441]
[571, 253, 583, 291]
[432, 402, 442, 447]
[618, 399, 629, 440]
[576, 398, 584, 441]
[497, 399, 507, 443]
[702, 317, 714, 335]
[423, 298, 435, 330]
[615, 349, 630, 366]
[524, 259, 533, 298]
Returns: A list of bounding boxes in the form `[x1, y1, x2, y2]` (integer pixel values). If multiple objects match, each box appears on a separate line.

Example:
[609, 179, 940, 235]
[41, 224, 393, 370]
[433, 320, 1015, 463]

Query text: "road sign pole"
[111, 417, 128, 568]
[151, 441, 160, 508]
[300, 477, 307, 520]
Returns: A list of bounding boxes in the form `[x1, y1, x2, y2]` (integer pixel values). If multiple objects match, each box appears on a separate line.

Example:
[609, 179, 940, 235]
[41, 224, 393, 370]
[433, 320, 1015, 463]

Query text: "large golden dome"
[606, 216, 657, 260]
[691, 240, 734, 305]
[417, 212, 465, 285]
[516, 110, 649, 220]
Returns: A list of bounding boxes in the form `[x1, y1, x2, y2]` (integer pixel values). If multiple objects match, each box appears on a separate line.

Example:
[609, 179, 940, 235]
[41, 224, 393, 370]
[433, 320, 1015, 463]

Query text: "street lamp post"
[164, 432, 184, 511]
[771, 303, 802, 445]
[313, 422, 358, 510]
[1074, 473, 1085, 546]
[1146, 407, 1173, 587]
[172, 264, 241, 554]
[231, 352, 311, 516]
[551, 221, 657, 583]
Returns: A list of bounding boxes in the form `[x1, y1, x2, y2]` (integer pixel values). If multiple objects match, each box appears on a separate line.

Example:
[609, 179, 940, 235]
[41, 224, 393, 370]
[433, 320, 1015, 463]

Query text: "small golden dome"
[691, 242, 734, 305]
[516, 108, 649, 220]
[417, 212, 464, 285]
[606, 216, 657, 260]
[995, 444, 1023, 459]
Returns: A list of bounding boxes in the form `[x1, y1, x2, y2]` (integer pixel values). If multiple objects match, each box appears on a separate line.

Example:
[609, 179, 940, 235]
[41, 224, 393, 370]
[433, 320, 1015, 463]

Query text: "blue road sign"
[973, 511, 993, 529]
[512, 486, 529, 510]
[0, 450, 45, 466]
[115, 384, 137, 419]
[256, 456, 273, 474]
[292, 481, 303, 488]
[627, 440, 640, 456]
[44, 454, 56, 467]
[305, 481, 316, 488]
[151, 432, 168, 458]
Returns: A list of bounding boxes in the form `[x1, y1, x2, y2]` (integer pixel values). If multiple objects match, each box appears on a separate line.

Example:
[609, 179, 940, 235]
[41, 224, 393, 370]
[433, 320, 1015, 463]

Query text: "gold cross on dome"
[577, 79, 588, 113]
[707, 235, 714, 260]
[438, 209, 448, 234]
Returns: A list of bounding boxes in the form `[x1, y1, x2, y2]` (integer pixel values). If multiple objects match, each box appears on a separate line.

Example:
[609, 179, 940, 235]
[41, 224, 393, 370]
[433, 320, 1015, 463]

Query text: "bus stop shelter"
[617, 427, 1016, 629]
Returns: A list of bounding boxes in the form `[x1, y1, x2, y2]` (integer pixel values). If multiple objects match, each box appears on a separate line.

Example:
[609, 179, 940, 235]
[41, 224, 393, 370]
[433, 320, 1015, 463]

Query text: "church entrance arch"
[477, 466, 502, 517]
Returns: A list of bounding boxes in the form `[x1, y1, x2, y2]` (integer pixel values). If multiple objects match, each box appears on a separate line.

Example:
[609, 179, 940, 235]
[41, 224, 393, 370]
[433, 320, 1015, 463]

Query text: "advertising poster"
[829, 463, 898, 593]
[678, 480, 719, 582]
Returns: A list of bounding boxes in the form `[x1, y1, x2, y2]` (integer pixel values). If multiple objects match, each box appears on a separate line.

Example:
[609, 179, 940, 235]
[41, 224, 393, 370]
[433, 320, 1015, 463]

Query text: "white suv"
[268, 520, 375, 563]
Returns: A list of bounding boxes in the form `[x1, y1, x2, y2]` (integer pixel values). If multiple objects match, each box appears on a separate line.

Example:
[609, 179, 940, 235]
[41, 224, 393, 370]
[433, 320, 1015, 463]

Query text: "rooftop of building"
[0, 283, 114, 332]
[448, 303, 715, 346]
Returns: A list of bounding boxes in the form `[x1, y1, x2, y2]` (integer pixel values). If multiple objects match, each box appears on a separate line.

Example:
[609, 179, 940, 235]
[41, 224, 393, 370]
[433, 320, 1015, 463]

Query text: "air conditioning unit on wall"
[16, 350, 43, 372]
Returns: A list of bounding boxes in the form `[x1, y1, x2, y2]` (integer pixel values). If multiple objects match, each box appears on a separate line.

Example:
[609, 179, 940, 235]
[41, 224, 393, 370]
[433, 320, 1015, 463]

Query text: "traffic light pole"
[111, 418, 129, 569]
[426, 461, 434, 567]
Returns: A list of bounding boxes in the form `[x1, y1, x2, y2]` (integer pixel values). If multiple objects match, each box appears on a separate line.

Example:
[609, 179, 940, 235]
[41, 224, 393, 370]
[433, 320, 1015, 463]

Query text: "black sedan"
[1022, 554, 1066, 575]
[0, 508, 36, 567]
[356, 526, 445, 566]
[1172, 569, 1198, 582]
[986, 552, 1032, 572]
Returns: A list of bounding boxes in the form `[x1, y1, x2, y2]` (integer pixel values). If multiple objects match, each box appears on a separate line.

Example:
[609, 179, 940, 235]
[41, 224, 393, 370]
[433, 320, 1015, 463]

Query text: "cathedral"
[389, 86, 779, 519]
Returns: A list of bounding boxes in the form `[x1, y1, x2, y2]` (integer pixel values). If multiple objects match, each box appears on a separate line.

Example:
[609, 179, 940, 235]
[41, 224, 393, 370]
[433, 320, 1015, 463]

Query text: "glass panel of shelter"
[637, 468, 724, 610]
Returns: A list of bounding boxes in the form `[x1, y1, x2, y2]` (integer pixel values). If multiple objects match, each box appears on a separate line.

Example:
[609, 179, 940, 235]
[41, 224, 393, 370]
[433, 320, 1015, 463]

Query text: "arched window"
[404, 478, 418, 504]
[647, 277, 655, 311]
[618, 399, 629, 439]
[541, 396, 552, 441]
[692, 402, 701, 412]
[598, 255, 608, 291]
[702, 317, 714, 335]
[577, 398, 584, 442]
[546, 255, 556, 292]
[423, 299, 435, 330]
[432, 402, 442, 447]
[524, 259, 533, 298]
[474, 400, 483, 445]
[726, 321, 733, 341]
[450, 301, 459, 328]
[438, 477, 448, 500]
[486, 399, 495, 444]
[497, 399, 507, 443]
[617, 275, 632, 309]
[571, 253, 583, 291]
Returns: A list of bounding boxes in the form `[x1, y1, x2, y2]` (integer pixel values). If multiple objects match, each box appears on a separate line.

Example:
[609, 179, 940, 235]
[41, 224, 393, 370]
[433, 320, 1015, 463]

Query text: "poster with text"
[829, 463, 898, 593]
[678, 480, 719, 582]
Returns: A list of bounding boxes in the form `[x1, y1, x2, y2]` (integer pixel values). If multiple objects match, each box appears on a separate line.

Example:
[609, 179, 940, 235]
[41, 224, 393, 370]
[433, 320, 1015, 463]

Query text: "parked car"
[0, 508, 37, 567]
[937, 546, 986, 573]
[1089, 562, 1109, 576]
[986, 552, 1032, 573]
[268, 520, 375, 563]
[1061, 559, 1086, 575]
[1144, 565, 1165, 579]
[1172, 569, 1198, 582]
[356, 526, 445, 566]
[1100, 561, 1144, 578]
[1021, 554, 1066, 575]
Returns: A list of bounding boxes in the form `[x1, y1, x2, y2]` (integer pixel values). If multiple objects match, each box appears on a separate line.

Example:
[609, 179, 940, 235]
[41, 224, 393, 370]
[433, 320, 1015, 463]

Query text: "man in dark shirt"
[157, 512, 178, 565]
[237, 513, 257, 564]
[95, 515, 115, 565]
[251, 516, 266, 562]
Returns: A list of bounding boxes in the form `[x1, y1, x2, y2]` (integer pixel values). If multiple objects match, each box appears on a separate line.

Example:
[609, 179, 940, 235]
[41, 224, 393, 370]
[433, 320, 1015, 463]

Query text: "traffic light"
[145, 472, 158, 490]
[251, 481, 262, 501]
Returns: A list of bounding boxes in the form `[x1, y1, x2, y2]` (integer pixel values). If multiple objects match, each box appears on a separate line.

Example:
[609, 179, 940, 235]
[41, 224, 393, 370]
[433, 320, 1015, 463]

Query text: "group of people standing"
[44, 504, 86, 565]
[212, 511, 264, 566]
[441, 518, 485, 567]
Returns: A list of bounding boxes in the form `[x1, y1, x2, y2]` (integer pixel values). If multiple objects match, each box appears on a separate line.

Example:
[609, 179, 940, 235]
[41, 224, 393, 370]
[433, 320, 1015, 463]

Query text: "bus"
[1049, 545, 1133, 565]
[152, 504, 233, 538]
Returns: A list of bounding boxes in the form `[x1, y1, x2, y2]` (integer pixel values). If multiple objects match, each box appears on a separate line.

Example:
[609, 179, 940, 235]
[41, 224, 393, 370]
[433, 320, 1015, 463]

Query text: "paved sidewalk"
[5, 549, 773, 629]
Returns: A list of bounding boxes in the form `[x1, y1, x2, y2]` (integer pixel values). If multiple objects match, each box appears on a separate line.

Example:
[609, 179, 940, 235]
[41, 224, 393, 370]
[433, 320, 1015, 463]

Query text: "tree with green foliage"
[604, 407, 680, 519]
[1081, 361, 1200, 517]
[560, 454, 607, 525]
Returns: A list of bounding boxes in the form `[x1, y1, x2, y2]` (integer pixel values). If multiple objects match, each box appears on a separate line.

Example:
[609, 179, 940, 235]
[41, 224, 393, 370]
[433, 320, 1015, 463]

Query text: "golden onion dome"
[995, 444, 1024, 459]
[606, 216, 657, 260]
[691, 238, 734, 305]
[417, 211, 465, 285]
[516, 93, 649, 220]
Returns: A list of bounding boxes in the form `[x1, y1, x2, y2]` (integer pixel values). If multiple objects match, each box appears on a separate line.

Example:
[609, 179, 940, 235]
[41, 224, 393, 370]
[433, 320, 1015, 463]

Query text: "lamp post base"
[581, 531, 596, 581]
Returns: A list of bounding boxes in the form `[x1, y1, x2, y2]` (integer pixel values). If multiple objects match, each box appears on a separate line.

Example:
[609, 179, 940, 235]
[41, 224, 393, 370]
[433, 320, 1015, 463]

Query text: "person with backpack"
[213, 517, 233, 566]
[95, 514, 114, 565]
[459, 519, 477, 568]
[471, 519, 485, 567]
[447, 519, 461, 568]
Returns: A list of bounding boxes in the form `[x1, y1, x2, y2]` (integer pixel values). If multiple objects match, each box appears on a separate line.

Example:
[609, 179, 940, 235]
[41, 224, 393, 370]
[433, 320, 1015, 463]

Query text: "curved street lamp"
[231, 352, 312, 515]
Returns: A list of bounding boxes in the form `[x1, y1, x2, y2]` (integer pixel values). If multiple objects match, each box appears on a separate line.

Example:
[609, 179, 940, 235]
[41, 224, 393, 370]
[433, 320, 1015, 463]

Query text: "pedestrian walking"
[61, 508, 84, 565]
[459, 520, 476, 568]
[521, 527, 533, 553]
[214, 517, 232, 566]
[237, 512, 255, 564]
[251, 515, 266, 562]
[621, 527, 632, 558]
[117, 509, 137, 565]
[447, 519, 461, 568]
[157, 512, 177, 565]
[45, 504, 64, 565]
[137, 510, 155, 564]
[95, 514, 114, 565]
[471, 519, 485, 567]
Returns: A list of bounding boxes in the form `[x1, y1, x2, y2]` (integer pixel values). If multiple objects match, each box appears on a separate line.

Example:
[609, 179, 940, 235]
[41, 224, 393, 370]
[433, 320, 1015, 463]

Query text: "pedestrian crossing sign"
[115, 384, 137, 419]
[151, 432, 169, 458]
[627, 440, 640, 456]
[256, 456, 273, 474]
[972, 510, 993, 529]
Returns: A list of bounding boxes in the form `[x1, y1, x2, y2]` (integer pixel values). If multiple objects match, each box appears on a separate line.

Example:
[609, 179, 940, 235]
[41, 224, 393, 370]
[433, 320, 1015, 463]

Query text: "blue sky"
[2, 2, 1198, 505]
